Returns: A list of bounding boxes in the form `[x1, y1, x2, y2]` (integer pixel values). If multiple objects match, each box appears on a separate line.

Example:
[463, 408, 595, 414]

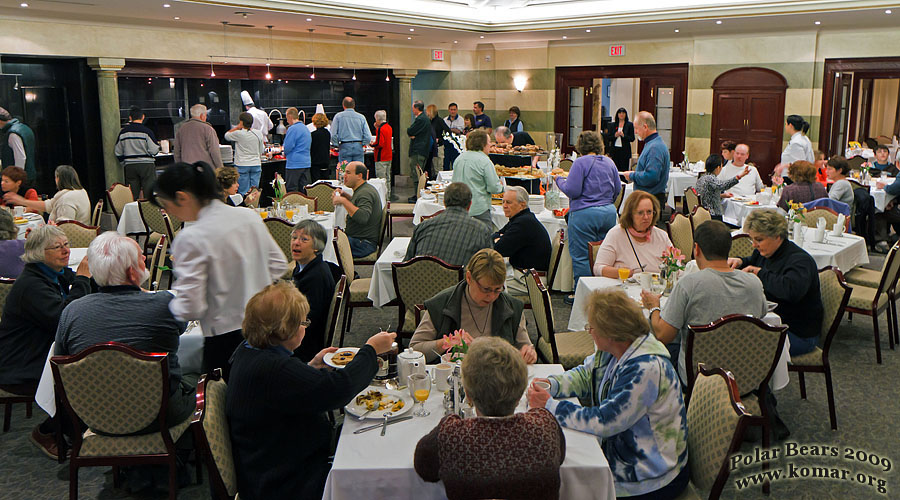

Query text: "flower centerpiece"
[787, 200, 806, 224]
[270, 173, 286, 209]
[659, 246, 686, 293]
[441, 329, 473, 363]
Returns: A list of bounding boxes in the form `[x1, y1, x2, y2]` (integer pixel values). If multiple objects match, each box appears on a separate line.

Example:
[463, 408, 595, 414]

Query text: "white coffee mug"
[638, 272, 652, 291]
[432, 363, 453, 392]
[14, 206, 25, 217]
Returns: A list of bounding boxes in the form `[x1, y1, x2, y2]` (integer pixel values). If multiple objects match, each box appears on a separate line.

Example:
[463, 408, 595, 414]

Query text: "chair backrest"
[729, 233, 754, 259]
[105, 183, 134, 221]
[547, 229, 566, 287]
[691, 205, 711, 230]
[684, 186, 701, 213]
[91, 199, 104, 227]
[817, 267, 852, 358]
[332, 228, 355, 283]
[687, 365, 750, 497]
[306, 181, 337, 212]
[417, 171, 428, 196]
[264, 217, 295, 264]
[326, 276, 348, 347]
[283, 191, 317, 211]
[392, 256, 464, 333]
[421, 210, 444, 221]
[558, 159, 573, 172]
[148, 234, 169, 291]
[57, 220, 100, 248]
[193, 369, 238, 498]
[51, 342, 169, 436]
[524, 270, 558, 364]
[587, 240, 603, 271]
[0, 277, 15, 311]
[847, 156, 866, 171]
[805, 206, 850, 231]
[873, 241, 900, 297]
[613, 183, 625, 212]
[245, 187, 261, 209]
[685, 315, 787, 398]
[846, 178, 865, 191]
[162, 213, 182, 241]
[138, 200, 175, 236]
[666, 213, 694, 260]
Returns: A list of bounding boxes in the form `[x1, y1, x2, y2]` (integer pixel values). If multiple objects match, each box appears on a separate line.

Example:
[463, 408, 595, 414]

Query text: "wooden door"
[640, 76, 686, 164]
[556, 78, 593, 155]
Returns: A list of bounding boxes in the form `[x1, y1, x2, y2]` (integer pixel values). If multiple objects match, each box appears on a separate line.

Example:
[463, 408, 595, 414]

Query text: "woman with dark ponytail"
[774, 115, 815, 180]
[151, 161, 288, 380]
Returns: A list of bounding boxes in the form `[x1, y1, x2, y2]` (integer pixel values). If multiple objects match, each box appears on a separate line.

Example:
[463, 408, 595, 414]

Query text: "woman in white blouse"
[152, 161, 287, 380]
[773, 115, 815, 179]
[1, 165, 90, 223]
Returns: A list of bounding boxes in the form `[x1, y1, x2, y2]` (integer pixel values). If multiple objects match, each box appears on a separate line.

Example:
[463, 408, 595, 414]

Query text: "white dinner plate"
[345, 386, 414, 419]
[323, 347, 360, 369]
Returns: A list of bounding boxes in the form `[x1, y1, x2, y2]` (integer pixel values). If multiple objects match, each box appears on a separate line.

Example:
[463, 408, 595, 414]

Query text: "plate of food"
[13, 217, 27, 225]
[324, 347, 360, 368]
[345, 387, 413, 418]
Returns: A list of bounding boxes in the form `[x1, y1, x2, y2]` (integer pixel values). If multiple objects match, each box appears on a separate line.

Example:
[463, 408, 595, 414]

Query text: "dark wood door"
[639, 76, 686, 164]
[557, 78, 593, 155]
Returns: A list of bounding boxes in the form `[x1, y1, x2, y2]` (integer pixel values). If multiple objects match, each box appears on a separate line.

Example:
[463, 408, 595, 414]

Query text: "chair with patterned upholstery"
[105, 183, 133, 224]
[691, 206, 711, 230]
[305, 181, 337, 212]
[667, 213, 694, 260]
[193, 369, 237, 500]
[387, 168, 428, 238]
[729, 233, 753, 259]
[91, 199, 103, 228]
[788, 267, 851, 430]
[392, 256, 464, 337]
[844, 241, 900, 364]
[587, 240, 603, 271]
[558, 159, 573, 172]
[283, 191, 317, 212]
[57, 220, 100, 248]
[525, 270, 594, 369]
[843, 240, 900, 348]
[147, 235, 169, 291]
[678, 365, 752, 500]
[354, 203, 388, 266]
[138, 201, 182, 254]
[804, 206, 850, 232]
[613, 183, 625, 212]
[332, 228, 374, 333]
[685, 314, 786, 476]
[546, 229, 566, 291]
[51, 342, 195, 500]
[326, 276, 349, 347]
[684, 186, 701, 214]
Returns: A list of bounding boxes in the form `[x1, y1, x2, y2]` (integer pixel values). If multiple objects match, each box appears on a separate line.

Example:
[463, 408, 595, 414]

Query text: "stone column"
[394, 69, 417, 182]
[87, 57, 126, 188]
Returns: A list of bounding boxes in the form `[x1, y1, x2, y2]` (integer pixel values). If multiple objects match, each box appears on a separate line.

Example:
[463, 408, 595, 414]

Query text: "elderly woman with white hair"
[493, 185, 551, 294]
[290, 219, 336, 361]
[0, 225, 91, 458]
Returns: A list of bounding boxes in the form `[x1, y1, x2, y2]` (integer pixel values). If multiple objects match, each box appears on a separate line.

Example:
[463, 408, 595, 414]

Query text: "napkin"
[817, 217, 827, 230]
[832, 214, 846, 236]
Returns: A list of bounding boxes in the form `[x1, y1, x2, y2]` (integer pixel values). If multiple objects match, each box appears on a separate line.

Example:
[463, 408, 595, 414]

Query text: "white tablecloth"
[722, 199, 778, 227]
[730, 226, 868, 273]
[323, 178, 387, 208]
[116, 201, 144, 235]
[15, 212, 44, 239]
[566, 277, 791, 391]
[870, 176, 897, 212]
[323, 364, 616, 500]
[368, 237, 411, 307]
[437, 171, 453, 183]
[667, 171, 698, 207]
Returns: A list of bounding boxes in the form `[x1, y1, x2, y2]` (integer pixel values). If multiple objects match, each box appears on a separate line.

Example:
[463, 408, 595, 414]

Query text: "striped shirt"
[405, 206, 493, 266]
[114, 122, 160, 166]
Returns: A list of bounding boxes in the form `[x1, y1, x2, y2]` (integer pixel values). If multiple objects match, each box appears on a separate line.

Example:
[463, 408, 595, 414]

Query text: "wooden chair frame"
[91, 199, 104, 228]
[546, 229, 567, 292]
[105, 182, 134, 222]
[613, 182, 625, 212]
[729, 233, 754, 259]
[354, 204, 388, 266]
[282, 191, 317, 211]
[420, 210, 444, 221]
[666, 212, 694, 259]
[845, 242, 900, 364]
[684, 186, 701, 214]
[332, 228, 376, 334]
[148, 235, 169, 291]
[305, 181, 338, 212]
[327, 276, 349, 348]
[806, 205, 851, 232]
[57, 220, 100, 248]
[690, 205, 712, 231]
[391, 256, 464, 337]
[387, 170, 428, 238]
[528, 270, 562, 364]
[587, 240, 603, 273]
[192, 369, 234, 500]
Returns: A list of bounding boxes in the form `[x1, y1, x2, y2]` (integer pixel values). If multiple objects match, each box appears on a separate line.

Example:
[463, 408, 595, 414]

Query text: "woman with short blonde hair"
[242, 281, 311, 348]
[528, 288, 689, 499]
[466, 247, 506, 287]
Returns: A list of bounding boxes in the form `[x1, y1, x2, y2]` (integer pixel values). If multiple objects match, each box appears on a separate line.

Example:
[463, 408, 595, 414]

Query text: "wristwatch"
[648, 307, 661, 316]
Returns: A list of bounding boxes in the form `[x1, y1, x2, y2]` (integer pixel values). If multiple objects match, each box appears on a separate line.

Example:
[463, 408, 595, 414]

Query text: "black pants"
[619, 465, 689, 500]
[203, 330, 244, 381]
[609, 146, 631, 171]
[124, 162, 157, 200]
[285, 168, 311, 193]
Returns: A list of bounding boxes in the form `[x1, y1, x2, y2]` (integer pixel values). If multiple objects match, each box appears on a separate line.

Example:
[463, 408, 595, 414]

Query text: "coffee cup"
[533, 380, 551, 392]
[432, 363, 453, 392]
[638, 272, 652, 290]
[14, 206, 24, 217]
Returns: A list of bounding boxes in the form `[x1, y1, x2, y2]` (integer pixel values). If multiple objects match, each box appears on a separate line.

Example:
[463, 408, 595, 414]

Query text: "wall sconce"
[513, 75, 527, 92]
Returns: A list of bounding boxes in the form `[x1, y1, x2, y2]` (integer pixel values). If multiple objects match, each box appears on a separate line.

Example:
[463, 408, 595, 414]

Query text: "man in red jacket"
[372, 110, 394, 200]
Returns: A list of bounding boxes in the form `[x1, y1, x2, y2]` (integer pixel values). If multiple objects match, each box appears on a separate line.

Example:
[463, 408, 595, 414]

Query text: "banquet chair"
[804, 206, 851, 232]
[57, 220, 100, 248]
[327, 276, 349, 347]
[0, 277, 34, 432]
[354, 203, 388, 266]
[387, 168, 428, 239]
[558, 159, 573, 172]
[676, 365, 752, 500]
[420, 210, 443, 221]
[51, 342, 194, 500]
[305, 181, 337, 212]
[245, 187, 261, 209]
[613, 183, 625, 212]
[138, 201, 182, 254]
[789, 267, 851, 430]
[263, 217, 296, 279]
[525, 270, 594, 369]
[587, 240, 603, 271]
[283, 191, 317, 212]
[547, 229, 566, 291]
[843, 240, 900, 345]
[332, 228, 375, 333]
[91, 199, 104, 228]
[193, 369, 238, 500]
[105, 183, 133, 224]
[685, 314, 786, 480]
[691, 206, 711, 231]
[846, 156, 866, 171]
[667, 213, 694, 260]
[729, 233, 754, 259]
[392, 256, 464, 337]
[147, 235, 169, 291]
[684, 186, 701, 214]
[843, 241, 900, 364]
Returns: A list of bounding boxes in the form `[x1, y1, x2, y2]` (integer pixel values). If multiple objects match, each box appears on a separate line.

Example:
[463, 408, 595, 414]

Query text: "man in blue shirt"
[473, 101, 492, 130]
[330, 97, 372, 163]
[624, 111, 670, 216]
[283, 107, 312, 192]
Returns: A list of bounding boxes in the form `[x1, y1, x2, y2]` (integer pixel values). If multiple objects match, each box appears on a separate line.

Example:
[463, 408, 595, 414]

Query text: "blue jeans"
[348, 236, 377, 258]
[236, 165, 262, 195]
[787, 331, 818, 356]
[567, 204, 618, 286]
[338, 143, 364, 164]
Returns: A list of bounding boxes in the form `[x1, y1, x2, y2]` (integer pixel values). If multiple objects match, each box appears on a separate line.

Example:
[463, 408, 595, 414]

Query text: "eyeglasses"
[300, 319, 312, 328]
[45, 242, 70, 251]
[584, 324, 595, 333]
[474, 279, 505, 295]
[291, 234, 313, 243]
[635, 210, 656, 217]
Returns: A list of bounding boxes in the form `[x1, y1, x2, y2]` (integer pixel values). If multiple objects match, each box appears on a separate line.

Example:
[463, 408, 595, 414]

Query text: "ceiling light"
[385, 69, 390, 82]
[562, 36, 567, 39]
[19, 2, 27, 6]
[339, 66, 343, 68]
[479, 35, 484, 38]
[715, 20, 722, 24]
[209, 57, 216, 77]
[169, 77, 175, 89]
[585, 29, 591, 33]
[887, 9, 893, 14]
[13, 76, 20, 91]
[407, 36, 412, 40]
[306, 18, 312, 21]
[352, 68, 357, 81]
[409, 28, 415, 32]
[163, 3, 170, 7]
[265, 63, 271, 80]
[814, 21, 821, 25]
[174, 16, 180, 20]
[674, 29, 679, 33]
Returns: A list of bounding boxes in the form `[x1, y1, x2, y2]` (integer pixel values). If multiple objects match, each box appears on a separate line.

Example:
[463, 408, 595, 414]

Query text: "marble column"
[87, 57, 126, 188]
[394, 69, 417, 182]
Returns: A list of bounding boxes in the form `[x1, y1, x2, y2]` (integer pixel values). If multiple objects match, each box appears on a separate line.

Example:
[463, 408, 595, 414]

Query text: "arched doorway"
[710, 68, 787, 180]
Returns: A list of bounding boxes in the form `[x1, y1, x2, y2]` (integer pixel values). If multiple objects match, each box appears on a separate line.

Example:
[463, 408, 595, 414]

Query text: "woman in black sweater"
[226, 282, 396, 500]
[602, 108, 635, 172]
[310, 113, 332, 182]
[290, 219, 336, 361]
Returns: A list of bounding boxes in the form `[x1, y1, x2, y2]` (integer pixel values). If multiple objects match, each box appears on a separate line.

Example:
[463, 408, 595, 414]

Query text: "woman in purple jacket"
[553, 131, 620, 303]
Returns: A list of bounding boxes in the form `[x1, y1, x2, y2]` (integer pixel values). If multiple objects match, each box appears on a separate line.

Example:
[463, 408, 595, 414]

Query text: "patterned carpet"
[2, 182, 898, 499]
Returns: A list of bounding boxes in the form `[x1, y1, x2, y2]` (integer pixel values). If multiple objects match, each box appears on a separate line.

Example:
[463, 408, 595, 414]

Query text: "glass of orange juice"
[259, 209, 269, 219]
[408, 373, 431, 417]
[285, 206, 295, 220]
[617, 267, 631, 284]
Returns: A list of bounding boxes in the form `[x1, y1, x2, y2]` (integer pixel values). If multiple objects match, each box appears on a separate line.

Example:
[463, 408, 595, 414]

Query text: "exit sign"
[609, 45, 625, 57]
[432, 49, 444, 61]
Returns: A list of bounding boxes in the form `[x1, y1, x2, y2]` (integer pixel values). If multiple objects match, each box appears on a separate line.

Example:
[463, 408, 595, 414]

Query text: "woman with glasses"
[409, 248, 536, 364]
[0, 225, 91, 459]
[593, 190, 672, 278]
[289, 219, 336, 361]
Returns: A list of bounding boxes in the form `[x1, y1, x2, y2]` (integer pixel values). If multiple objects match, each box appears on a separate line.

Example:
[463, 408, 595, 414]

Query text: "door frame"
[554, 63, 688, 160]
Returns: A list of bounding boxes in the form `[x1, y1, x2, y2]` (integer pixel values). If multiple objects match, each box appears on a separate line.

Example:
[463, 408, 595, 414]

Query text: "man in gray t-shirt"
[642, 220, 767, 384]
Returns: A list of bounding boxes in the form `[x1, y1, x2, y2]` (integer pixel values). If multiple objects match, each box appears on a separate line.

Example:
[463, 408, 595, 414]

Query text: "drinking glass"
[408, 373, 431, 417]
[285, 205, 295, 220]
[617, 267, 631, 284]
[259, 209, 269, 219]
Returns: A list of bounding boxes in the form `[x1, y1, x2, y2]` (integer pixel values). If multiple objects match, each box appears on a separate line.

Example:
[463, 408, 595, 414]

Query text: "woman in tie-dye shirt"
[528, 289, 689, 499]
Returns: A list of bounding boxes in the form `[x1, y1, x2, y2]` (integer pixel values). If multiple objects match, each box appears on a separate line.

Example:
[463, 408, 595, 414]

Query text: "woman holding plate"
[227, 281, 395, 500]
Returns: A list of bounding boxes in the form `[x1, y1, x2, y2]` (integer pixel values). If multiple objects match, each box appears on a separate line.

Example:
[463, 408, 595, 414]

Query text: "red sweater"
[374, 122, 392, 162]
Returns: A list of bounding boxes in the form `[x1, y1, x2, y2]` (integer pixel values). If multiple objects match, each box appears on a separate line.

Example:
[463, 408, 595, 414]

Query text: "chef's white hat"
[315, 103, 325, 115]
[240, 90, 253, 106]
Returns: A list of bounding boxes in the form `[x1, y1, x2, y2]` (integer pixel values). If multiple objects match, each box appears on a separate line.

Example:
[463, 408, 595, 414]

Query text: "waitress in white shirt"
[603, 108, 635, 172]
[152, 161, 287, 380]
[773, 115, 815, 180]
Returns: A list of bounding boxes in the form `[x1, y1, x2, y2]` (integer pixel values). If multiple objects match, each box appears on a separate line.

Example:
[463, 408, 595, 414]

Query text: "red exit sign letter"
[609, 45, 625, 57]
[432, 49, 444, 61]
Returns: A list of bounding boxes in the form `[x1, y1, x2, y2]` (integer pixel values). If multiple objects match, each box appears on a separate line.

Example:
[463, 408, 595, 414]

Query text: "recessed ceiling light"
[453, 40, 458, 43]
[716, 20, 722, 24]
[407, 36, 412, 40]
[562, 35, 567, 39]
[174, 16, 180, 20]
[479, 35, 484, 38]
[585, 29, 591, 33]
[306, 18, 312, 21]
[339, 66, 343, 68]
[163, 3, 170, 7]
[409, 28, 415, 32]
[886, 9, 892, 14]
[674, 29, 680, 33]
[20, 2, 28, 6]
[814, 21, 821, 25]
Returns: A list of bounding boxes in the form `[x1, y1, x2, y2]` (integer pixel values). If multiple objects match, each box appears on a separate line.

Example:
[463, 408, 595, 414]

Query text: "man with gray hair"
[54, 231, 194, 433]
[493, 186, 551, 293]
[405, 182, 492, 266]
[493, 126, 534, 147]
[174, 103, 225, 169]
[624, 111, 669, 215]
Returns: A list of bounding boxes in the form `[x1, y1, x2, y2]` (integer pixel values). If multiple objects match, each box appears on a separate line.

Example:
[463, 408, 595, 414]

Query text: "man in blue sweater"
[283, 107, 312, 192]
[624, 111, 670, 216]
